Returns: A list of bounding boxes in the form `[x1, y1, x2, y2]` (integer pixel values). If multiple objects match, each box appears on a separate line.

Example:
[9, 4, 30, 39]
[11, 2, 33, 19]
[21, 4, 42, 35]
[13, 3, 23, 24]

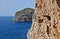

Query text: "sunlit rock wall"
[27, 0, 60, 39]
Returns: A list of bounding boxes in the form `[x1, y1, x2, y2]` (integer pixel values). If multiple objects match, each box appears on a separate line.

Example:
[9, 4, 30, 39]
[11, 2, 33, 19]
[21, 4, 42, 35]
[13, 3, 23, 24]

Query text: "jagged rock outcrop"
[27, 0, 60, 39]
[14, 8, 34, 22]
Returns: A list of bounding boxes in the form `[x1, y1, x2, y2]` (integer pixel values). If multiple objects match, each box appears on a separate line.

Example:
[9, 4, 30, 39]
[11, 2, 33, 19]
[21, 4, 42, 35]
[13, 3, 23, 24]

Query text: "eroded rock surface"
[27, 0, 60, 39]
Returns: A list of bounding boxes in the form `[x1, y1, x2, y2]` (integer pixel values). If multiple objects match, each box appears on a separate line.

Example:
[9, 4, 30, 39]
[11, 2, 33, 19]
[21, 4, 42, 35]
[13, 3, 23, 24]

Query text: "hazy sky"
[0, 0, 35, 16]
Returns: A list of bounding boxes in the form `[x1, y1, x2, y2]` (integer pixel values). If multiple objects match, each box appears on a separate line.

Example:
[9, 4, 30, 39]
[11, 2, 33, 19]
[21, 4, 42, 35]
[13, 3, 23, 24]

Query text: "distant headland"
[14, 8, 34, 22]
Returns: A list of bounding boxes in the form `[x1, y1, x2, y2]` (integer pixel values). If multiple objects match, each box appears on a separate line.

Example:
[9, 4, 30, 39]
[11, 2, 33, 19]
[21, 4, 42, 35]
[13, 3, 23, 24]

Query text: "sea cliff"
[14, 8, 34, 22]
[27, 0, 60, 39]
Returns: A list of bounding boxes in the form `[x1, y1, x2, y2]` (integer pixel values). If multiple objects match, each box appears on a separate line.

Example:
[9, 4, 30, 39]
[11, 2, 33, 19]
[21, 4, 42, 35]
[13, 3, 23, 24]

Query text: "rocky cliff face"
[14, 8, 34, 22]
[27, 0, 60, 39]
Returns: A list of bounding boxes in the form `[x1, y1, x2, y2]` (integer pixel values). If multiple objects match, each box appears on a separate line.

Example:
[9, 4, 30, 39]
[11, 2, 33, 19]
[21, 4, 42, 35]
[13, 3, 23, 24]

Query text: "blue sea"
[0, 16, 32, 39]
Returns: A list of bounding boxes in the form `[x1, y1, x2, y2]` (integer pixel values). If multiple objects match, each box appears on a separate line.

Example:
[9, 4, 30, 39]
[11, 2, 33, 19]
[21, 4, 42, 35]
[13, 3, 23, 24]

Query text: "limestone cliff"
[14, 8, 34, 22]
[27, 0, 60, 39]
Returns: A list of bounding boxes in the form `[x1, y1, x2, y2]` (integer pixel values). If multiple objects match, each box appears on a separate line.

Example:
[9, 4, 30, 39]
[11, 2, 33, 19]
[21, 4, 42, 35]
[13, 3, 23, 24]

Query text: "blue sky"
[0, 0, 35, 16]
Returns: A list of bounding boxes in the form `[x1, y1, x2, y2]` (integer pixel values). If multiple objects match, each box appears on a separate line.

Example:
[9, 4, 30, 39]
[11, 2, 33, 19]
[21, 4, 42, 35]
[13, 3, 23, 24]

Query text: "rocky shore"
[14, 8, 34, 22]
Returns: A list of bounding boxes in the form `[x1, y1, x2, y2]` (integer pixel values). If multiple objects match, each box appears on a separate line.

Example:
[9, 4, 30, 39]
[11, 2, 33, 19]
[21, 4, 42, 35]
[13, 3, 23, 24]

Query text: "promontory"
[14, 8, 34, 22]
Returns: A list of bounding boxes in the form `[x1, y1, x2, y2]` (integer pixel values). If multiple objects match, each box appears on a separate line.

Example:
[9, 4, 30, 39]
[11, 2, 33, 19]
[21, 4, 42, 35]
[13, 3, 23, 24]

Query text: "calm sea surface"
[0, 16, 32, 39]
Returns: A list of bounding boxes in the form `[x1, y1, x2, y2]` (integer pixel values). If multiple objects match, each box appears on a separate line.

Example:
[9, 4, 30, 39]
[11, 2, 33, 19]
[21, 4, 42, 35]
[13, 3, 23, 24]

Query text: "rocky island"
[14, 8, 34, 22]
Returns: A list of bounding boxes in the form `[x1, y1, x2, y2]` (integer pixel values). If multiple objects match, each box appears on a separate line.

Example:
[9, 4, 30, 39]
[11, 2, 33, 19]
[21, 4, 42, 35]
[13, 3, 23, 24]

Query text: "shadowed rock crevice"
[56, 0, 60, 8]
[44, 15, 51, 21]
[47, 26, 49, 36]
[38, 19, 43, 23]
